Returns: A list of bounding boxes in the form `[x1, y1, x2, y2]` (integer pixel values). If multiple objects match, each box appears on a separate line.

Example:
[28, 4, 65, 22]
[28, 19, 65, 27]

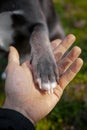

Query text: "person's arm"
[1, 34, 83, 127]
[0, 108, 34, 130]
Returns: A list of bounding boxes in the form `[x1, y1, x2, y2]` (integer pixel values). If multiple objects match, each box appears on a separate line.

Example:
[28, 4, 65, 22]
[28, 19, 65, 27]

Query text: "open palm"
[3, 34, 83, 124]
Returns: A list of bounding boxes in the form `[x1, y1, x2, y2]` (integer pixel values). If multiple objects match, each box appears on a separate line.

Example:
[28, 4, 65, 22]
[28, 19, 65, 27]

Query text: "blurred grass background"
[0, 0, 87, 130]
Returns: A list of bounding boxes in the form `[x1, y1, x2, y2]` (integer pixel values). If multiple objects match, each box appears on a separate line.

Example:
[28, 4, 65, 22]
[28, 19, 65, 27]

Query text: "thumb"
[5, 46, 20, 77]
[8, 46, 20, 65]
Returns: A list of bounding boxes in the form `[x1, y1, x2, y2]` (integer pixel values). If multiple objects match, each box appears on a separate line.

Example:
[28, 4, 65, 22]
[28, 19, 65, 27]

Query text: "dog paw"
[31, 54, 59, 93]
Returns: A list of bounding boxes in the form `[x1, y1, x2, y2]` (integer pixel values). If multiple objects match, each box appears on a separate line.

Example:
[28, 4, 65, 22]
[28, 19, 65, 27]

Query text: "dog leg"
[29, 23, 59, 93]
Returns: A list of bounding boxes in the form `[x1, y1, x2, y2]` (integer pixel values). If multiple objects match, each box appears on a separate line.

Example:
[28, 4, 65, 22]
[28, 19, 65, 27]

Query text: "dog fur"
[0, 0, 65, 93]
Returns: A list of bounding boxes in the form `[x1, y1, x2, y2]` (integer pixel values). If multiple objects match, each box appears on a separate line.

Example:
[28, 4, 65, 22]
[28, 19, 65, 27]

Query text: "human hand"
[3, 34, 83, 124]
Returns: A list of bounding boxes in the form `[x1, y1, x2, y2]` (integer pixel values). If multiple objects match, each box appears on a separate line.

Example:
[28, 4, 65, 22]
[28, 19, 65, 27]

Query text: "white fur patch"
[42, 83, 50, 91]
[0, 10, 24, 51]
[12, 10, 24, 15]
[37, 78, 42, 89]
[37, 78, 57, 94]
[0, 12, 14, 51]
[50, 82, 57, 89]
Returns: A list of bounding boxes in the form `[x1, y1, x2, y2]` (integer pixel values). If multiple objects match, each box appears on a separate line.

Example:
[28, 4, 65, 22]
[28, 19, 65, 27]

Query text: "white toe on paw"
[48, 89, 51, 94]
[50, 88, 53, 94]
[37, 78, 42, 89]
[37, 78, 57, 94]
[48, 82, 57, 94]
[50, 82, 57, 89]
[42, 83, 50, 91]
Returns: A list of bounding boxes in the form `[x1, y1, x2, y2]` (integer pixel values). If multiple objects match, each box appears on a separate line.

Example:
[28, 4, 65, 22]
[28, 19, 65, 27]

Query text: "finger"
[54, 34, 76, 61]
[8, 46, 20, 65]
[58, 46, 81, 75]
[5, 46, 20, 75]
[51, 39, 62, 50]
[59, 58, 83, 90]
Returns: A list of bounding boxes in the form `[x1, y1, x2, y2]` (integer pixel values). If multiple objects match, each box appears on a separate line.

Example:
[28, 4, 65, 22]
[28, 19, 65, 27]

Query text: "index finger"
[59, 58, 83, 90]
[54, 34, 76, 61]
[51, 39, 62, 50]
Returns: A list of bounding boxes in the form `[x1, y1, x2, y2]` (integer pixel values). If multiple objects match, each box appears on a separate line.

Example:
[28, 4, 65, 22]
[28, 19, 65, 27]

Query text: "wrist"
[3, 98, 35, 124]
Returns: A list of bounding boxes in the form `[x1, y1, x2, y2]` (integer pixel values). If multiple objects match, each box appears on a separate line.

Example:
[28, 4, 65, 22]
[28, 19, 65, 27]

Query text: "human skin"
[3, 34, 83, 124]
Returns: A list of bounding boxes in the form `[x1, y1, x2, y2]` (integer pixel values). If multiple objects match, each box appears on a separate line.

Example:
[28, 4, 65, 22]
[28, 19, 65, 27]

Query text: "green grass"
[54, 0, 87, 81]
